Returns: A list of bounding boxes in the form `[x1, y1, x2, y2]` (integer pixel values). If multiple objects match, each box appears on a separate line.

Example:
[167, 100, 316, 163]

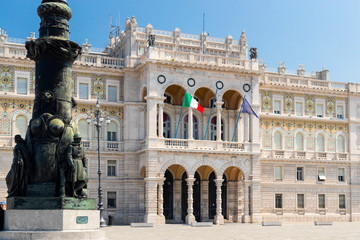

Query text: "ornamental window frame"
[335, 100, 345, 120]
[15, 71, 30, 95]
[77, 77, 91, 100]
[315, 99, 325, 118]
[273, 95, 283, 115]
[294, 97, 305, 116]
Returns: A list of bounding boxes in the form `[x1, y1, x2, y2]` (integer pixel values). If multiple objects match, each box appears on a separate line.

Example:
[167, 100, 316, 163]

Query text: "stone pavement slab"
[103, 222, 360, 240]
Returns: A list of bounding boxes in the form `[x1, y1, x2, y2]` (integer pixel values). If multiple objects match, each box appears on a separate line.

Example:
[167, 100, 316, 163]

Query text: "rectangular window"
[338, 168, 345, 182]
[79, 83, 89, 99]
[297, 194, 304, 209]
[316, 104, 324, 118]
[318, 167, 326, 181]
[107, 160, 116, 176]
[339, 195, 346, 209]
[297, 167, 304, 181]
[318, 194, 325, 208]
[275, 194, 283, 208]
[275, 166, 282, 180]
[17, 78, 27, 95]
[296, 102, 303, 116]
[336, 106, 344, 119]
[108, 86, 117, 102]
[107, 191, 116, 208]
[274, 100, 281, 114]
[107, 132, 117, 141]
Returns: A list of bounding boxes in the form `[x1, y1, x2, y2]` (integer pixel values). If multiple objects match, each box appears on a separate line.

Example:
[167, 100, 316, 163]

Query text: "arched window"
[163, 113, 171, 138]
[183, 115, 199, 140]
[210, 116, 223, 141]
[295, 133, 304, 151]
[274, 131, 282, 150]
[15, 115, 27, 138]
[337, 135, 345, 153]
[78, 119, 89, 140]
[107, 121, 118, 141]
[317, 134, 325, 152]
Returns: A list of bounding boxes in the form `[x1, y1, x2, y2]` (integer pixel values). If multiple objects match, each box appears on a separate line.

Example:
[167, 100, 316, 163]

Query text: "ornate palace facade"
[1, 17, 360, 224]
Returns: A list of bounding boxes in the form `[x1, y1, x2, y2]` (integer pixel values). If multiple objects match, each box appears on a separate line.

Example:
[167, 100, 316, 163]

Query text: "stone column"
[144, 178, 159, 223]
[201, 180, 209, 221]
[242, 181, 250, 223]
[174, 180, 182, 222]
[216, 101, 223, 141]
[145, 96, 158, 138]
[214, 178, 224, 225]
[188, 107, 193, 139]
[244, 113, 249, 142]
[185, 178, 196, 224]
[158, 102, 164, 138]
[237, 180, 244, 222]
[157, 178, 165, 224]
[227, 181, 236, 222]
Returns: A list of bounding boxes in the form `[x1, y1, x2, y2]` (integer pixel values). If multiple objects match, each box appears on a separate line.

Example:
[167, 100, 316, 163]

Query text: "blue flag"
[242, 97, 259, 119]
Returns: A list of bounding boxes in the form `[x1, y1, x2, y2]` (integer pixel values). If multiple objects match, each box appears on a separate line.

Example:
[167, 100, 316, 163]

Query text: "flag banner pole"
[204, 87, 218, 140]
[175, 90, 186, 139]
[231, 95, 246, 142]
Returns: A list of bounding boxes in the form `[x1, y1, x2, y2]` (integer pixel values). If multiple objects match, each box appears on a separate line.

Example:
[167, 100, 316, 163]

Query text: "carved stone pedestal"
[0, 209, 105, 240]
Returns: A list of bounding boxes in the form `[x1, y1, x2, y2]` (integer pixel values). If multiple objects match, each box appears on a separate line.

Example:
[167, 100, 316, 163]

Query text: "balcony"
[143, 138, 250, 153]
[81, 140, 123, 152]
[263, 150, 349, 161]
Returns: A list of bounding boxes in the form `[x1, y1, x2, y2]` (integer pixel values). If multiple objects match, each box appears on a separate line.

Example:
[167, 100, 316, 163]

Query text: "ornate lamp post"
[87, 99, 110, 228]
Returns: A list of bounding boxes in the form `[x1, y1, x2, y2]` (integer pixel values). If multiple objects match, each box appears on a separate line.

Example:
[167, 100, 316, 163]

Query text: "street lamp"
[86, 98, 110, 228]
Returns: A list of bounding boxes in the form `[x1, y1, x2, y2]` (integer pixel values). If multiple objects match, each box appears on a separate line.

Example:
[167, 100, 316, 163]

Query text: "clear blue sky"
[1, 0, 360, 83]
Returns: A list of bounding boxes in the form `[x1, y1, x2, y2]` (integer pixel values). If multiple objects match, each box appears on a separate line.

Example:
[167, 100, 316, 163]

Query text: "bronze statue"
[64, 134, 88, 198]
[250, 47, 257, 59]
[6, 135, 29, 197]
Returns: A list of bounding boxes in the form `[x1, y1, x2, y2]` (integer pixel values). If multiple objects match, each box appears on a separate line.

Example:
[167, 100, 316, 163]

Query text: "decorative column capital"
[186, 177, 196, 185]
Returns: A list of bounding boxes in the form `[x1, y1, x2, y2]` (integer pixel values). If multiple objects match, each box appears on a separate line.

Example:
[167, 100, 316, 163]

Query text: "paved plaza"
[103, 222, 360, 240]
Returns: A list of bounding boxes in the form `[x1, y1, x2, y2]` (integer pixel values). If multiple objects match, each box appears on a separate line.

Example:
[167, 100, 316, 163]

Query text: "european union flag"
[242, 97, 259, 119]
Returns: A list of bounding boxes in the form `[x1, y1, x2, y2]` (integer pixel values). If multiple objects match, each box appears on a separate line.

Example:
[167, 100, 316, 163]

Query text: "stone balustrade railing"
[81, 140, 123, 152]
[262, 150, 348, 161]
[0, 41, 124, 69]
[144, 48, 258, 71]
[262, 74, 356, 93]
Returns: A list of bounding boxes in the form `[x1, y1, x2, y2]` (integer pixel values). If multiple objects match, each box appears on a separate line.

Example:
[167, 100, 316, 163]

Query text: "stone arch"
[293, 128, 307, 151]
[163, 84, 186, 106]
[11, 110, 31, 137]
[189, 161, 218, 178]
[335, 131, 347, 153]
[219, 160, 250, 180]
[159, 159, 191, 177]
[140, 85, 147, 102]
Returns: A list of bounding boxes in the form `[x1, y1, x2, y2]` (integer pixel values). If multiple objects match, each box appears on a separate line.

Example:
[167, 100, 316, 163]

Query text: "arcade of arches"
[145, 164, 250, 224]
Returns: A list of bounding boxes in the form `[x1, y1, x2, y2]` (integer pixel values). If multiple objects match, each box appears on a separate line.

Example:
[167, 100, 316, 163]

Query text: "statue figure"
[148, 34, 156, 47]
[64, 134, 88, 198]
[6, 135, 30, 197]
[250, 47, 257, 59]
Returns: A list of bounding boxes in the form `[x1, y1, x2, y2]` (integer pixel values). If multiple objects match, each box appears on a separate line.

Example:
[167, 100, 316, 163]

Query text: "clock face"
[157, 75, 166, 84]
[243, 83, 251, 92]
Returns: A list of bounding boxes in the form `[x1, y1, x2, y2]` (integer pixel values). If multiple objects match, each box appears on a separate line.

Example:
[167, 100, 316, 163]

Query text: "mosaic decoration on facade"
[283, 92, 294, 115]
[261, 91, 272, 112]
[305, 94, 315, 116]
[261, 117, 348, 150]
[91, 74, 105, 99]
[0, 65, 14, 93]
[326, 96, 335, 118]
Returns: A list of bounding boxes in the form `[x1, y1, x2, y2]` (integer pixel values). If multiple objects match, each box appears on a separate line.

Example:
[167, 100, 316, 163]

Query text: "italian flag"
[183, 92, 204, 113]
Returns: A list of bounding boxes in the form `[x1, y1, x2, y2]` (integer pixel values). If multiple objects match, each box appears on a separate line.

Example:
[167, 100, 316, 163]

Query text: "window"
[275, 194, 283, 208]
[337, 135, 345, 153]
[275, 166, 282, 180]
[79, 83, 89, 99]
[295, 102, 303, 116]
[336, 106, 344, 119]
[107, 191, 116, 208]
[17, 78, 27, 95]
[274, 131, 282, 150]
[15, 115, 27, 138]
[295, 133, 304, 151]
[274, 100, 281, 114]
[107, 121, 117, 141]
[318, 167, 326, 181]
[297, 194, 304, 209]
[338, 168, 345, 182]
[107, 160, 116, 176]
[316, 134, 324, 152]
[183, 115, 199, 140]
[163, 113, 171, 138]
[316, 104, 324, 117]
[318, 194, 325, 208]
[78, 119, 89, 140]
[339, 195, 346, 209]
[108, 86, 117, 102]
[297, 167, 304, 181]
[210, 117, 224, 141]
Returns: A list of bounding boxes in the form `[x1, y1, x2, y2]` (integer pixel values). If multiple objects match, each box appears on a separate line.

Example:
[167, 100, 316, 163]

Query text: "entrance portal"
[164, 170, 174, 220]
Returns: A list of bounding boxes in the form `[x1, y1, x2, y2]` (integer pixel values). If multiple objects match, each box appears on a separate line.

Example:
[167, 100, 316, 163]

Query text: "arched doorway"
[209, 172, 227, 220]
[221, 174, 227, 219]
[194, 172, 201, 222]
[163, 170, 174, 220]
[181, 172, 188, 222]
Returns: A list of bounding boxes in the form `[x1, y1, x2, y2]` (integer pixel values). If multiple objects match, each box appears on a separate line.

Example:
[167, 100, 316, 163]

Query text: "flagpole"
[175, 90, 186, 139]
[204, 87, 218, 140]
[231, 95, 246, 142]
